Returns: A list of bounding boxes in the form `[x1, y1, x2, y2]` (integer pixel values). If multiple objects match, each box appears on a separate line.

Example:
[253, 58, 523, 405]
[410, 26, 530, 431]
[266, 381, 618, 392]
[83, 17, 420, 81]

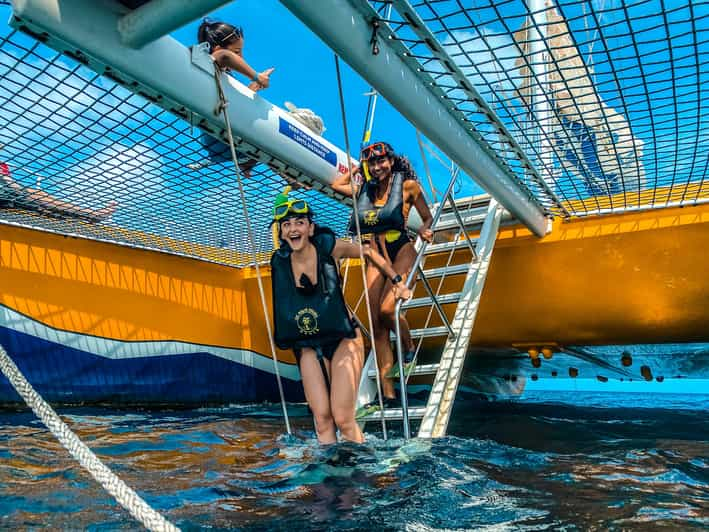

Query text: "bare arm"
[211, 50, 274, 90]
[332, 239, 412, 300]
[407, 180, 434, 243]
[1, 170, 23, 193]
[330, 166, 359, 197]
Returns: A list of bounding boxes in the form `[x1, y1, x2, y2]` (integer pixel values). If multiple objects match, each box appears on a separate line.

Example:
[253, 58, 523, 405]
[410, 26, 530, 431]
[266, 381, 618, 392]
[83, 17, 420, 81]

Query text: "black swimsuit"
[349, 171, 413, 262]
[271, 227, 357, 365]
[376, 230, 412, 263]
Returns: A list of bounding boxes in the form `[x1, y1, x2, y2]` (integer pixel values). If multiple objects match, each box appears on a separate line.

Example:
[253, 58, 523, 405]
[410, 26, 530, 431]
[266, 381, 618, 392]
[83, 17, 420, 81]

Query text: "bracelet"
[391, 274, 403, 285]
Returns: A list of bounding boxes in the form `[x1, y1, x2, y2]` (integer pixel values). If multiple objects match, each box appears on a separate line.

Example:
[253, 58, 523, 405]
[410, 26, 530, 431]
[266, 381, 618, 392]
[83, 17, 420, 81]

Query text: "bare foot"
[90, 200, 118, 222]
[240, 158, 257, 178]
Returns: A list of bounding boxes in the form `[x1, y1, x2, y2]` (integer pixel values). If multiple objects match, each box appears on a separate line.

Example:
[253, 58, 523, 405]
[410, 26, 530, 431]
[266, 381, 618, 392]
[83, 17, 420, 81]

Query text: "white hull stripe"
[0, 305, 300, 381]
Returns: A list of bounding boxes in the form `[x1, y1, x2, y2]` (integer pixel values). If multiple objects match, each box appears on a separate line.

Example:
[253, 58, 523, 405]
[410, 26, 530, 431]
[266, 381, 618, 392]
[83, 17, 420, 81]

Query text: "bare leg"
[2, 171, 117, 222]
[298, 348, 337, 444]
[366, 262, 397, 399]
[329, 331, 365, 443]
[25, 189, 117, 222]
[378, 242, 417, 358]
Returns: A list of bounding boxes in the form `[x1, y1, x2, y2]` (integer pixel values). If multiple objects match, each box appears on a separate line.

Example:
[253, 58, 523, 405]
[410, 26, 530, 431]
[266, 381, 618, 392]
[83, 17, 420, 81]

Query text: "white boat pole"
[279, 0, 549, 237]
[527, 0, 556, 192]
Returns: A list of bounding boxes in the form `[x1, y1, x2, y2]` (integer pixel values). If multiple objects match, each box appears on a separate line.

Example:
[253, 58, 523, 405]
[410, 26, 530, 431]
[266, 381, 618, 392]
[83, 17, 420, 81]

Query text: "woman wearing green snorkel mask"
[270, 188, 411, 444]
[331, 142, 434, 409]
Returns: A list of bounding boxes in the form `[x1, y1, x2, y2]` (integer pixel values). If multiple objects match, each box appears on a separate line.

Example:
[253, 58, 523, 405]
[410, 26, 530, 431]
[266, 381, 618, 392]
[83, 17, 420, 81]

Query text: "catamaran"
[0, 1, 706, 443]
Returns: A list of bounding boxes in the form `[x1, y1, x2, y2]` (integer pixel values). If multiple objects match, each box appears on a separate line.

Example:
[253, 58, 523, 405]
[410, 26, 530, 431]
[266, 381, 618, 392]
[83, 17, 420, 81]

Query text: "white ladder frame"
[417, 198, 503, 438]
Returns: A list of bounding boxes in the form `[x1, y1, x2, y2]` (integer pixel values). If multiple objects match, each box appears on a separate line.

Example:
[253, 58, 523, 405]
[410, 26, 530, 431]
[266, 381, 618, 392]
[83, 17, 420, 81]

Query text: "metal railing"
[393, 166, 480, 439]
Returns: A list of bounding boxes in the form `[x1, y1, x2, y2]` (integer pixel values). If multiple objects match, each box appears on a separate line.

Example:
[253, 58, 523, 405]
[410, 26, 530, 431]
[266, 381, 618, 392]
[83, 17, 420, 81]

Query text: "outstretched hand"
[257, 67, 275, 89]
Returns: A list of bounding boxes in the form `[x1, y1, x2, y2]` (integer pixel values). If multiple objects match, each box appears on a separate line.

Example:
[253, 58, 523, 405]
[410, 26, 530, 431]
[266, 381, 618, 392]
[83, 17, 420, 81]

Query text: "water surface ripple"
[0, 393, 707, 530]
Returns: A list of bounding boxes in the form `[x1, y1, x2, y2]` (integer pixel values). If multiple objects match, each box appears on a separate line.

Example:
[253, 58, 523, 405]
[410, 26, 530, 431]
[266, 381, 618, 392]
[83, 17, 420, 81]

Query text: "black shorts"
[376, 231, 412, 263]
[293, 320, 359, 364]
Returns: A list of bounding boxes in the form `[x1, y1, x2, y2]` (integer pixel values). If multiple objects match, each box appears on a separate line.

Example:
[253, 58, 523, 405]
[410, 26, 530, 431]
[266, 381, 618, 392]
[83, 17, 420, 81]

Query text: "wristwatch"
[391, 274, 403, 284]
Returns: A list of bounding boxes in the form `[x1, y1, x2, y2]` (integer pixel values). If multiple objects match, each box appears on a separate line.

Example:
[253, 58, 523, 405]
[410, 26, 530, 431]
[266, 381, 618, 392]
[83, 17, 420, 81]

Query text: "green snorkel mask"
[272, 186, 312, 223]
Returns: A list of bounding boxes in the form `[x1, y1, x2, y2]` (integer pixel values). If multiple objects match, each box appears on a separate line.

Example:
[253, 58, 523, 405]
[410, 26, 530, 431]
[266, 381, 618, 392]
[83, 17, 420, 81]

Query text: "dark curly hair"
[197, 20, 243, 53]
[391, 154, 419, 182]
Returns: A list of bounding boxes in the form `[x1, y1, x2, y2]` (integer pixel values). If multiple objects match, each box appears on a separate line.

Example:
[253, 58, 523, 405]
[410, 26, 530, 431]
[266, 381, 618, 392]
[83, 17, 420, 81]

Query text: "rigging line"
[361, 2, 393, 148]
[0, 344, 179, 532]
[212, 67, 291, 435]
[416, 130, 441, 203]
[334, 54, 388, 440]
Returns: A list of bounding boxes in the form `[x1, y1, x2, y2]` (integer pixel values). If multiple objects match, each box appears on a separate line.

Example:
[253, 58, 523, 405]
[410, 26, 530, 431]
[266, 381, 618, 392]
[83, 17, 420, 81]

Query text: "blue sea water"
[0, 392, 707, 530]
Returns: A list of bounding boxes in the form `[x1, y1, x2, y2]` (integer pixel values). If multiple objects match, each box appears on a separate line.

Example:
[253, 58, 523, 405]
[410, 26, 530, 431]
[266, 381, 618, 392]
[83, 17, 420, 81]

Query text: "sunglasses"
[274, 198, 310, 221]
[219, 27, 243, 44]
[360, 142, 392, 161]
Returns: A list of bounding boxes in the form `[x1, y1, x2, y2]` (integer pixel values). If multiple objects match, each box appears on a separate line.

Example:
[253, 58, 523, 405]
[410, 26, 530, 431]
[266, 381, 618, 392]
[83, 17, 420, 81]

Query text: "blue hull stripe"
[0, 313, 305, 404]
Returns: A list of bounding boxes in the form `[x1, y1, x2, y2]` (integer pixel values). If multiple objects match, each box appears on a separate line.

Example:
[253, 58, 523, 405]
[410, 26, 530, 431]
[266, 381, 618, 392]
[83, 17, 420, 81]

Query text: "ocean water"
[0, 393, 707, 530]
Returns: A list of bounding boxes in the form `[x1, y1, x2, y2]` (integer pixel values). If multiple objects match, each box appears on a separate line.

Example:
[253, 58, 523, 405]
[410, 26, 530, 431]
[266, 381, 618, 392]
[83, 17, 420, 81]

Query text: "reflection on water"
[0, 394, 707, 530]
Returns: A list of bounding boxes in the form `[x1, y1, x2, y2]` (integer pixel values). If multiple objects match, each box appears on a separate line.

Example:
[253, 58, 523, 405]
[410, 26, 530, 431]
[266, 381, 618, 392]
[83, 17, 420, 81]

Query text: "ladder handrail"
[394, 165, 484, 439]
[418, 199, 503, 438]
[416, 264, 455, 338]
[443, 190, 478, 259]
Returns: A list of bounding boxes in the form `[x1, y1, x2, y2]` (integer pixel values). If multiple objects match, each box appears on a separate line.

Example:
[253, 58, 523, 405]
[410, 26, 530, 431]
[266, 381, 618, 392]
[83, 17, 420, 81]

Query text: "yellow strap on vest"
[384, 229, 402, 243]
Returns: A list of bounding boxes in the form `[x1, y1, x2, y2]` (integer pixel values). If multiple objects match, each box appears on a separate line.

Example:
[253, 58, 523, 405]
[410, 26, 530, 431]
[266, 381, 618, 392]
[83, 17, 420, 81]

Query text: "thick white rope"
[0, 345, 178, 532]
[212, 67, 291, 435]
[334, 55, 388, 438]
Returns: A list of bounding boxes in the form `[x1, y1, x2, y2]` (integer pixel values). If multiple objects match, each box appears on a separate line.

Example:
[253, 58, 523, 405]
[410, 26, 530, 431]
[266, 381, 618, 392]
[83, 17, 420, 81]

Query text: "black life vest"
[348, 171, 406, 235]
[270, 226, 355, 351]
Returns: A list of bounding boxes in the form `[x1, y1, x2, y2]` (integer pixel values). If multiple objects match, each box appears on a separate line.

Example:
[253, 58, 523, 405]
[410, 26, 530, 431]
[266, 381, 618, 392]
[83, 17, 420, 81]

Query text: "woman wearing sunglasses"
[270, 188, 411, 444]
[331, 142, 434, 410]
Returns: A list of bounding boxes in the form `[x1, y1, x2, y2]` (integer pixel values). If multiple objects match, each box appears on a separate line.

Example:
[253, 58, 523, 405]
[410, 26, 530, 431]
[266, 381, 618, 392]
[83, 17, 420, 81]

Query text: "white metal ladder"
[356, 191, 504, 439]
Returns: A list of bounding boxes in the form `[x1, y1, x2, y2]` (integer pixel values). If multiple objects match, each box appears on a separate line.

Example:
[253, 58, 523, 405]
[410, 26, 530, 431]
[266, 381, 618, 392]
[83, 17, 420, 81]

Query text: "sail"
[514, 2, 646, 197]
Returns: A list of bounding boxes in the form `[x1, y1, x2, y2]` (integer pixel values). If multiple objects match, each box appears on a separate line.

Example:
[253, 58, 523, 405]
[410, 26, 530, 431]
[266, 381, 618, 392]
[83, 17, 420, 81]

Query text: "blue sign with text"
[278, 117, 337, 166]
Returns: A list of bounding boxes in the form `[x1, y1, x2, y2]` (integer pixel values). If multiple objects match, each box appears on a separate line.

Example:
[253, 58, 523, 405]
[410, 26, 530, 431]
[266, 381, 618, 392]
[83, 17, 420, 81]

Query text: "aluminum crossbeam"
[280, 0, 549, 237]
[118, 0, 233, 49]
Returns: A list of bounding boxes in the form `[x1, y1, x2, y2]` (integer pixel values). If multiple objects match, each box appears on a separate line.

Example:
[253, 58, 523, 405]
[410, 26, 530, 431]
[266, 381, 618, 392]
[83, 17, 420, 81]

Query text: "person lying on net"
[270, 187, 411, 444]
[0, 162, 117, 223]
[189, 20, 321, 190]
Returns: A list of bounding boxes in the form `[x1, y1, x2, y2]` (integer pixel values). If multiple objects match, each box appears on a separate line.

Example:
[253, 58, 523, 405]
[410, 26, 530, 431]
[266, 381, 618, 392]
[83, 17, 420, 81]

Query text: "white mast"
[527, 0, 555, 193]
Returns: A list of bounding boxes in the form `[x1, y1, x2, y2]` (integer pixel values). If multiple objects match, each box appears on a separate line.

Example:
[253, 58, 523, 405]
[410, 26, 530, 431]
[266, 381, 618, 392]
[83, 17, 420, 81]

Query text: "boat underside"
[1, 201, 707, 404]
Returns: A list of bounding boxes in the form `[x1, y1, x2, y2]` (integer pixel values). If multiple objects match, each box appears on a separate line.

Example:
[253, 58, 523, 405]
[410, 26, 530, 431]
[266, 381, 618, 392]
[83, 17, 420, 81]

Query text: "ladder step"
[421, 262, 471, 278]
[361, 406, 427, 422]
[438, 194, 494, 213]
[368, 363, 439, 379]
[424, 238, 477, 255]
[392, 325, 450, 340]
[434, 210, 487, 232]
[401, 292, 461, 309]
